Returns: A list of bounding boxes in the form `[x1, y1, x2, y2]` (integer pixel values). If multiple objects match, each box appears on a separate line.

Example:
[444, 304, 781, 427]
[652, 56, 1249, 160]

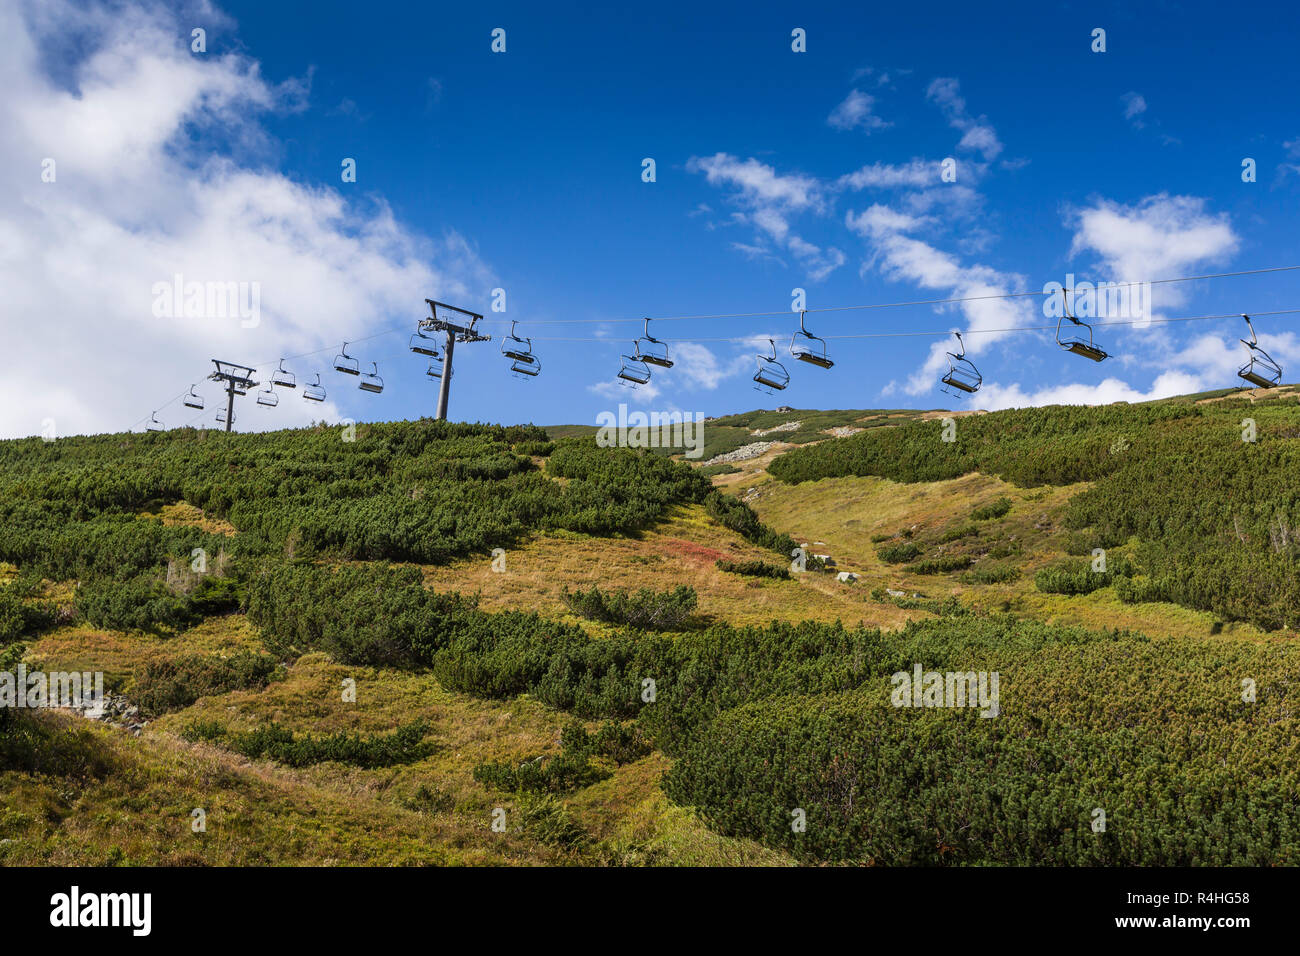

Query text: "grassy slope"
[4, 393, 1292, 866]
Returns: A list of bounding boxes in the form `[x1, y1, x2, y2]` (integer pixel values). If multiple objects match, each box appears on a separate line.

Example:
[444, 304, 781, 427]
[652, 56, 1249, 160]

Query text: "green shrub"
[132, 651, 282, 716]
[715, 559, 790, 580]
[962, 564, 1021, 585]
[561, 584, 698, 630]
[877, 542, 921, 564]
[971, 497, 1012, 521]
[0, 587, 53, 643]
[1034, 558, 1134, 595]
[907, 554, 973, 574]
[704, 491, 797, 556]
[697, 463, 741, 477]
[182, 719, 433, 768]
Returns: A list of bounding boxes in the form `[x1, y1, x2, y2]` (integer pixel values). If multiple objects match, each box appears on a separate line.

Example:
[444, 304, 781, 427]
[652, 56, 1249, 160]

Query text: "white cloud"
[687, 152, 844, 281]
[0, 0, 493, 439]
[1120, 91, 1147, 128]
[686, 153, 823, 213]
[925, 77, 1003, 160]
[837, 159, 944, 190]
[846, 206, 1034, 395]
[972, 371, 1210, 410]
[827, 90, 890, 132]
[1068, 194, 1239, 311]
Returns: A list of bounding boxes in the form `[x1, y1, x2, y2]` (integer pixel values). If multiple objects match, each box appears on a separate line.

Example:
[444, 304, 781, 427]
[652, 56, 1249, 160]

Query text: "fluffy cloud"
[837, 159, 945, 191]
[846, 205, 1034, 395]
[925, 77, 1003, 160]
[1120, 91, 1147, 128]
[686, 153, 844, 281]
[0, 0, 493, 438]
[1068, 194, 1239, 311]
[827, 90, 890, 132]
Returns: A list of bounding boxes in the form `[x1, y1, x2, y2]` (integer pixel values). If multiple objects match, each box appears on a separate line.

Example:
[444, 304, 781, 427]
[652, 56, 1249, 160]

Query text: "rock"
[836, 572, 858, 583]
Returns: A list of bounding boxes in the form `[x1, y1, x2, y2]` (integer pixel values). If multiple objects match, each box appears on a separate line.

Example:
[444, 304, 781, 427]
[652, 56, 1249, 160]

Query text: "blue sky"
[4, 0, 1300, 436]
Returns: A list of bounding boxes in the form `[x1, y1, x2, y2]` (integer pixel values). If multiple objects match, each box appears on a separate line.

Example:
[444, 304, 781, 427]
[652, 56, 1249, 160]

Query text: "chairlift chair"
[147, 412, 164, 432]
[1056, 288, 1109, 363]
[790, 311, 834, 369]
[940, 332, 982, 396]
[359, 362, 384, 394]
[1238, 314, 1283, 389]
[272, 359, 297, 389]
[257, 384, 279, 408]
[303, 373, 326, 402]
[184, 385, 205, 410]
[409, 328, 441, 357]
[753, 339, 790, 392]
[501, 321, 537, 363]
[215, 408, 235, 425]
[511, 357, 540, 378]
[333, 342, 360, 375]
[426, 357, 445, 381]
[635, 318, 674, 369]
[617, 343, 653, 387]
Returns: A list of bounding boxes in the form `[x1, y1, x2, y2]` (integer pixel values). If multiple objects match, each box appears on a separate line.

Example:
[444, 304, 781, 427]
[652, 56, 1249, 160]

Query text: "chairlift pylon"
[635, 318, 673, 369]
[617, 342, 653, 387]
[941, 332, 982, 396]
[790, 311, 834, 369]
[753, 338, 790, 393]
[184, 385, 205, 410]
[359, 362, 384, 394]
[302, 373, 326, 402]
[1056, 288, 1110, 363]
[272, 359, 297, 389]
[334, 342, 360, 376]
[1238, 314, 1283, 389]
[257, 384, 279, 408]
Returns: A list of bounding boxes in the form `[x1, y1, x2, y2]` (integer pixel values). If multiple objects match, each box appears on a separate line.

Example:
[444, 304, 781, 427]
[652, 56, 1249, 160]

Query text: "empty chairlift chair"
[635, 318, 674, 369]
[1238, 314, 1283, 389]
[184, 385, 205, 410]
[215, 408, 235, 426]
[272, 359, 296, 389]
[790, 311, 834, 369]
[753, 339, 790, 392]
[501, 322, 540, 378]
[334, 342, 360, 376]
[257, 384, 279, 407]
[618, 342, 653, 387]
[302, 373, 326, 402]
[1056, 288, 1109, 362]
[409, 327, 441, 357]
[501, 321, 537, 364]
[147, 412, 164, 432]
[359, 362, 384, 394]
[940, 332, 982, 396]
[426, 356, 446, 380]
